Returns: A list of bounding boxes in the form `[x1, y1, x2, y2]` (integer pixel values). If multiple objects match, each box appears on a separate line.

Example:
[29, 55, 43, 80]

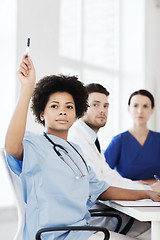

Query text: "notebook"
[111, 199, 160, 207]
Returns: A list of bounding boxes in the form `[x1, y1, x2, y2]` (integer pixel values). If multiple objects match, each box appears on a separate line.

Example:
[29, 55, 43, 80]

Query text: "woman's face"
[128, 94, 154, 125]
[40, 91, 76, 138]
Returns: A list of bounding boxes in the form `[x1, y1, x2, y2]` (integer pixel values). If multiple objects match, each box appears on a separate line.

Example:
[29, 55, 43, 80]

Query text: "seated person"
[5, 56, 160, 240]
[68, 84, 160, 240]
[104, 89, 160, 181]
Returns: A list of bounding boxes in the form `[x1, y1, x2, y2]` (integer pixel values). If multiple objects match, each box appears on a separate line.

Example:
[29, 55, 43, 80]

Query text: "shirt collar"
[79, 119, 97, 142]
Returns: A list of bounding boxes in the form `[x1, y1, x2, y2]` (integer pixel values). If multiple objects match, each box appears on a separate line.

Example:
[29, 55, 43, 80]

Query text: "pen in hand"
[154, 175, 160, 182]
[26, 36, 30, 59]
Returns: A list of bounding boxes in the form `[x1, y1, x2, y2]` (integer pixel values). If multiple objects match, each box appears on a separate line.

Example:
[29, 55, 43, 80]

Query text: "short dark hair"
[128, 89, 155, 108]
[85, 83, 109, 97]
[31, 74, 88, 125]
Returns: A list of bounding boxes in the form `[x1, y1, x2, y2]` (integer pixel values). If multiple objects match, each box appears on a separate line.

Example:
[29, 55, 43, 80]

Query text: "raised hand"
[17, 54, 36, 90]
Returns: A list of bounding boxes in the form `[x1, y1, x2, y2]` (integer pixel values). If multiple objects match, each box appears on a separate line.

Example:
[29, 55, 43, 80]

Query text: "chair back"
[0, 148, 25, 240]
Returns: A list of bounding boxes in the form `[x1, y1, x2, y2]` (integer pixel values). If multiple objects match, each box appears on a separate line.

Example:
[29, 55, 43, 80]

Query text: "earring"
[40, 115, 44, 121]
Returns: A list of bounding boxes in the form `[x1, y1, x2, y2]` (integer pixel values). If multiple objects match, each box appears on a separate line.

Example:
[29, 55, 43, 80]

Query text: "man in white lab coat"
[68, 83, 159, 239]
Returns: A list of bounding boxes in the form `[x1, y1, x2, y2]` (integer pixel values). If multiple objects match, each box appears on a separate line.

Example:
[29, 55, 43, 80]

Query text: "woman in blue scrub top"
[5, 55, 160, 240]
[104, 89, 160, 181]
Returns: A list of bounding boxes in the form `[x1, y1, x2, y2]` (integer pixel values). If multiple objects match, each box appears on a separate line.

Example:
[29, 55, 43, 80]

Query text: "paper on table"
[111, 199, 160, 207]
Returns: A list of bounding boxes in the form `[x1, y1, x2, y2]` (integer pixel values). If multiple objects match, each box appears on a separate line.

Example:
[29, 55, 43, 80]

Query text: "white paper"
[111, 199, 160, 207]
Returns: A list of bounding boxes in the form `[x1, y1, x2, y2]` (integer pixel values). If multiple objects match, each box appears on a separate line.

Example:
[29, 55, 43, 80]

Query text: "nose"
[59, 111, 67, 116]
[100, 106, 107, 113]
[137, 107, 142, 113]
[100, 108, 105, 113]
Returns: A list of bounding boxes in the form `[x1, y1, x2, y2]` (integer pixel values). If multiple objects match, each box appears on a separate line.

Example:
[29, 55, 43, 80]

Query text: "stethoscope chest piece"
[75, 173, 87, 180]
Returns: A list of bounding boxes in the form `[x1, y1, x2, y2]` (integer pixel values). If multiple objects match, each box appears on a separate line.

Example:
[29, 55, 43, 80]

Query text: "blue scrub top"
[104, 130, 160, 180]
[7, 132, 109, 240]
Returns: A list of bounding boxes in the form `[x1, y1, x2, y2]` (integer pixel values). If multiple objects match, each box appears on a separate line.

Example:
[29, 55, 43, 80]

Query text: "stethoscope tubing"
[43, 132, 88, 178]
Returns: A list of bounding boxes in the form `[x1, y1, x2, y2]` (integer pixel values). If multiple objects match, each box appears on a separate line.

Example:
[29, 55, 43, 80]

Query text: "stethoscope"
[43, 132, 89, 180]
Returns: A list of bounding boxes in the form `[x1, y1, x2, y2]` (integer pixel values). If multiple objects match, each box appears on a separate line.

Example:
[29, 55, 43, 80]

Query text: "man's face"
[82, 92, 109, 132]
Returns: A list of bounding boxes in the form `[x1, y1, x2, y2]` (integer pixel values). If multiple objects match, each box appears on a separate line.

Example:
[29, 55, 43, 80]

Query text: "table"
[102, 200, 160, 240]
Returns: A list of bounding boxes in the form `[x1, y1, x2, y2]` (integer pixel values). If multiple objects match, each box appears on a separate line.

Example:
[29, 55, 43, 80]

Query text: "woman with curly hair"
[5, 54, 160, 240]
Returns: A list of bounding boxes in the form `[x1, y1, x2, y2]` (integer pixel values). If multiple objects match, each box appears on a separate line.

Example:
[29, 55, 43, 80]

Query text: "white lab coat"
[68, 119, 151, 239]
[68, 120, 146, 190]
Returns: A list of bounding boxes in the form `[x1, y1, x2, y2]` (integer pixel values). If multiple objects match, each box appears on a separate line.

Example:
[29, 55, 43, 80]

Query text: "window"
[59, 0, 119, 149]
[0, 0, 16, 207]
[0, 0, 16, 147]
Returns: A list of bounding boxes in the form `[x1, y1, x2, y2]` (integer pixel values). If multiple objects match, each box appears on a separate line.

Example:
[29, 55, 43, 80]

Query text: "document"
[111, 199, 160, 207]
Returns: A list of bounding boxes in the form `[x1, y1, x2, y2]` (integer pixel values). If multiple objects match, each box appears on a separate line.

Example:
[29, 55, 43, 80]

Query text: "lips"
[56, 119, 68, 123]
[97, 116, 106, 120]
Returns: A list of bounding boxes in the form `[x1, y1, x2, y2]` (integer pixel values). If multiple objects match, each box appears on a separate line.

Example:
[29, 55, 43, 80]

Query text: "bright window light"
[0, 0, 16, 148]
[0, 0, 16, 207]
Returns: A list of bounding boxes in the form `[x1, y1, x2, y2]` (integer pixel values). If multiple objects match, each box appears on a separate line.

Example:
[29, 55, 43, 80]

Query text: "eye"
[51, 104, 58, 108]
[93, 103, 98, 107]
[104, 104, 109, 109]
[144, 104, 149, 108]
[67, 105, 74, 109]
[133, 104, 138, 108]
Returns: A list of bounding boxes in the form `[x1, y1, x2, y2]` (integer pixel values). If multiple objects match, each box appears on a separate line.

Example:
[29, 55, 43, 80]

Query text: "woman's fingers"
[20, 62, 29, 74]
[17, 67, 27, 78]
[18, 54, 32, 77]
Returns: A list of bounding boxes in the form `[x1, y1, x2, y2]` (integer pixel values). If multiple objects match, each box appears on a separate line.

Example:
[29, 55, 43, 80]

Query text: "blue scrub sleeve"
[104, 135, 121, 169]
[87, 165, 109, 207]
[6, 153, 23, 176]
[5, 132, 35, 176]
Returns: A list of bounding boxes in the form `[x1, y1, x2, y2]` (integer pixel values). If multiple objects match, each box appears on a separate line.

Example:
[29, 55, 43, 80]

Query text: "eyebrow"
[133, 102, 150, 105]
[49, 101, 74, 104]
[66, 102, 74, 104]
[92, 100, 109, 104]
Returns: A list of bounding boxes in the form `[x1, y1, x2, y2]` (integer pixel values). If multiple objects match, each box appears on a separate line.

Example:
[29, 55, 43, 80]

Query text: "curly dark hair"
[31, 74, 88, 126]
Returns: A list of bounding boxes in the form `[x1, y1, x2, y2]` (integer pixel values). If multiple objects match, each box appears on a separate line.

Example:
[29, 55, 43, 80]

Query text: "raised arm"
[5, 54, 35, 160]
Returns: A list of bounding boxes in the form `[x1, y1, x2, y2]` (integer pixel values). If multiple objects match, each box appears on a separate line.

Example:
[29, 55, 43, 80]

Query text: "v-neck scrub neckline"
[104, 130, 160, 180]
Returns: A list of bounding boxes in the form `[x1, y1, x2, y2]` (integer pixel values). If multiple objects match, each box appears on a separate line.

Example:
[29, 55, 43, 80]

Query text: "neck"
[129, 124, 149, 137]
[82, 119, 99, 133]
[45, 128, 68, 141]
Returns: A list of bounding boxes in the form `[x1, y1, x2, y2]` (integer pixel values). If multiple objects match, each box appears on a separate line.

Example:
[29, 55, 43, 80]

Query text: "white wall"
[0, 0, 17, 207]
[145, 0, 160, 131]
[16, 0, 120, 146]
[16, 0, 61, 132]
[117, 0, 160, 133]
[16, 0, 160, 135]
[0, 0, 17, 147]
[117, 0, 145, 133]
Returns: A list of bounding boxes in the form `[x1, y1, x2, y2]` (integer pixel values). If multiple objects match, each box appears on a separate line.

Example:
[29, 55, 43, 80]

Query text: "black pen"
[26, 36, 30, 59]
[154, 174, 160, 182]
